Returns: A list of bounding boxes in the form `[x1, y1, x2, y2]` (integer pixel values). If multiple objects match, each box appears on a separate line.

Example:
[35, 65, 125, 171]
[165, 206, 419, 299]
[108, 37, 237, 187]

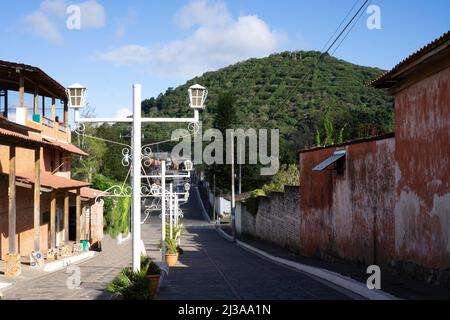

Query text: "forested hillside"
[73, 50, 394, 188]
[141, 50, 393, 163]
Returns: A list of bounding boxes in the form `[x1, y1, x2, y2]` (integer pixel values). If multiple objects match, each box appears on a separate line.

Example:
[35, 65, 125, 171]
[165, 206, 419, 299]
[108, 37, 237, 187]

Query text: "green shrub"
[92, 174, 130, 239]
[107, 255, 160, 300]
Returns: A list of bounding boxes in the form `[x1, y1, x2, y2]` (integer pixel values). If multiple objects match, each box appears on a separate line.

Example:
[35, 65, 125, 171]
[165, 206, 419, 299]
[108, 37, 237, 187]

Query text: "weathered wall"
[241, 186, 300, 252]
[89, 200, 104, 243]
[299, 137, 396, 265]
[394, 66, 450, 269]
[0, 181, 50, 260]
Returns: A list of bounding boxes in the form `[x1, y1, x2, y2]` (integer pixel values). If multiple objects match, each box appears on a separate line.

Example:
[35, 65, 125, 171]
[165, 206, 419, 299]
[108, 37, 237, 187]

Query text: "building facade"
[0, 60, 104, 272]
[298, 31, 450, 282]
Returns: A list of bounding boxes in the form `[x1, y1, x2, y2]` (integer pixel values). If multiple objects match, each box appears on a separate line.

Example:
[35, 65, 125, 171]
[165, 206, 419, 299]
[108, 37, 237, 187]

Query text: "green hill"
[141, 50, 394, 163]
[73, 51, 394, 186]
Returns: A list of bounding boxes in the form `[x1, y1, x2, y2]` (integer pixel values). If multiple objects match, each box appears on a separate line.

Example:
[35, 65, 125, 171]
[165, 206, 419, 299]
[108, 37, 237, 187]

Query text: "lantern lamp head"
[188, 84, 208, 110]
[184, 160, 193, 171]
[66, 83, 87, 109]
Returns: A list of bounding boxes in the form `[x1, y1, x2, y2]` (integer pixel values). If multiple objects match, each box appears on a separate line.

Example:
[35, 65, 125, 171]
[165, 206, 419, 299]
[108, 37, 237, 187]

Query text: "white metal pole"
[169, 183, 173, 240]
[161, 161, 166, 261]
[132, 84, 142, 272]
[231, 132, 236, 242]
[175, 195, 180, 245]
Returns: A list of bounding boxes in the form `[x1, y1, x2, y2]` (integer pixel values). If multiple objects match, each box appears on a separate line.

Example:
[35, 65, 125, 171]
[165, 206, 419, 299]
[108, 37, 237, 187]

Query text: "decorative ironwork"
[94, 184, 132, 203]
[122, 147, 132, 167]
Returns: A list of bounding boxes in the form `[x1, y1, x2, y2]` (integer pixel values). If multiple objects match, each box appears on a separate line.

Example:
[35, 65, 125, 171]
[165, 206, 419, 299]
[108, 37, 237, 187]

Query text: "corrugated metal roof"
[313, 150, 346, 171]
[370, 30, 450, 88]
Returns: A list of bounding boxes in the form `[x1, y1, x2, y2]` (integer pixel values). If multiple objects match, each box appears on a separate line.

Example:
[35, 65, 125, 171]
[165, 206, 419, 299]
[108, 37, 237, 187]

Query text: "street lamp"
[188, 84, 208, 109]
[66, 83, 87, 109]
[184, 160, 193, 171]
[71, 82, 207, 272]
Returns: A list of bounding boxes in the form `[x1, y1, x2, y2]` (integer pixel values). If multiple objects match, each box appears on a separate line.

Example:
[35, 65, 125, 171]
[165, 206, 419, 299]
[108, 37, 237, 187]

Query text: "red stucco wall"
[299, 137, 396, 265]
[394, 66, 450, 269]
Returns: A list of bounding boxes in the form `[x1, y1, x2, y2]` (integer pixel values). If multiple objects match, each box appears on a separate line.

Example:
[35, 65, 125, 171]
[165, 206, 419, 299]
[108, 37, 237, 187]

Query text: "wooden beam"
[76, 189, 81, 243]
[82, 205, 87, 240]
[50, 192, 56, 249]
[4, 89, 8, 118]
[34, 87, 39, 115]
[19, 74, 24, 109]
[8, 146, 16, 254]
[64, 191, 69, 245]
[63, 100, 68, 125]
[33, 148, 41, 252]
[51, 97, 56, 120]
[42, 96, 45, 117]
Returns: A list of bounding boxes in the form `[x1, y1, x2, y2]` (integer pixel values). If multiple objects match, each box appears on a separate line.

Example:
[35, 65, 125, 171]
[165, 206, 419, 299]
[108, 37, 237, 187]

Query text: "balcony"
[26, 113, 70, 143]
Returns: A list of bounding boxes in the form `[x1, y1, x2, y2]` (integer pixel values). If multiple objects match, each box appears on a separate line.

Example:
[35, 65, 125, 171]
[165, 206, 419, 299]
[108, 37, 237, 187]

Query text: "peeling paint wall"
[394, 66, 450, 269]
[299, 137, 396, 265]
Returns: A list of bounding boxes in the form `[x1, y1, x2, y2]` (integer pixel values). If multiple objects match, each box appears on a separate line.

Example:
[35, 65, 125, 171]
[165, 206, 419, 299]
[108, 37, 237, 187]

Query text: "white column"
[169, 184, 173, 239]
[132, 84, 142, 272]
[161, 161, 166, 261]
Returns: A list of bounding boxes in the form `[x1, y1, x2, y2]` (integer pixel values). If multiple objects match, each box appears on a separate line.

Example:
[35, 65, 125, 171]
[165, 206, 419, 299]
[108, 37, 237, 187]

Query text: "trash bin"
[80, 240, 89, 252]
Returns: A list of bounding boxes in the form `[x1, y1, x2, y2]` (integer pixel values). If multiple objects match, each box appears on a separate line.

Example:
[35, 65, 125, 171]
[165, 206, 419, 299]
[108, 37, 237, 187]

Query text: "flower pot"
[147, 274, 160, 298]
[165, 253, 178, 267]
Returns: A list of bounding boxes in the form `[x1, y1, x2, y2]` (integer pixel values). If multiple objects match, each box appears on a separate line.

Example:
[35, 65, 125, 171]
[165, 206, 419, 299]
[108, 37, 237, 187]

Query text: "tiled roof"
[370, 30, 450, 88]
[0, 127, 53, 148]
[20, 172, 91, 189]
[38, 172, 91, 189]
[1, 172, 91, 190]
[78, 187, 105, 199]
[0, 59, 67, 101]
[43, 138, 89, 156]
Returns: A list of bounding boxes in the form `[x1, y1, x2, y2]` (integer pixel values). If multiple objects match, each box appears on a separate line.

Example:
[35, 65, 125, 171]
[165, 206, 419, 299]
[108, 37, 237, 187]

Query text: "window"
[313, 150, 346, 172]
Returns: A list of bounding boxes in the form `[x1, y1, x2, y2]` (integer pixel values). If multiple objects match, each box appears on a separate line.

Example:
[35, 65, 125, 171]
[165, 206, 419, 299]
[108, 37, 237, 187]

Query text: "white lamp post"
[69, 83, 207, 272]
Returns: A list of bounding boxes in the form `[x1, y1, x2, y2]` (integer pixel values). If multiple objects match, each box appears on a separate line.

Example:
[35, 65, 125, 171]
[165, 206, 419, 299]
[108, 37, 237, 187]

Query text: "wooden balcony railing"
[42, 116, 54, 128]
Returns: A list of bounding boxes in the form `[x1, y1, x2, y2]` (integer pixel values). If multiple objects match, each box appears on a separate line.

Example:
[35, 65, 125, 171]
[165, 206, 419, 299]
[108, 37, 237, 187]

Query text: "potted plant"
[165, 237, 179, 267]
[107, 255, 161, 300]
[141, 255, 161, 298]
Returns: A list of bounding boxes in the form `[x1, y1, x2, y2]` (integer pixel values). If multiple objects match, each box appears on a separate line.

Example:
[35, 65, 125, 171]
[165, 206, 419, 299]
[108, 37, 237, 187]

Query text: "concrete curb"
[195, 186, 399, 301]
[43, 251, 96, 272]
[117, 233, 131, 245]
[0, 282, 12, 293]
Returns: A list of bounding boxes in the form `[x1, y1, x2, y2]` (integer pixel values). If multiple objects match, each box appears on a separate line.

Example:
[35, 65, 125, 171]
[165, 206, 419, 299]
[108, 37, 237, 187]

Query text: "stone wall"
[241, 186, 300, 253]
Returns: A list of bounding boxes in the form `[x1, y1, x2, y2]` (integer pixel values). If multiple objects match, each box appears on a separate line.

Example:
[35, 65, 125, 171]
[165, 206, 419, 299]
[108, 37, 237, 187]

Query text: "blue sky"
[1, 0, 449, 119]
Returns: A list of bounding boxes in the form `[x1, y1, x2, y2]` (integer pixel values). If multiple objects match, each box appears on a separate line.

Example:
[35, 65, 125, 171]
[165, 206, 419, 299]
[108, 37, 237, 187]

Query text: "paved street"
[146, 187, 361, 300]
[2, 236, 131, 300]
[2, 186, 361, 300]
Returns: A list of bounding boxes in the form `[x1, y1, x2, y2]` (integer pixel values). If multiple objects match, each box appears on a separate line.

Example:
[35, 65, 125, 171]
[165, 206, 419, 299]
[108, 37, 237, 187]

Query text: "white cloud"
[174, 0, 231, 29]
[115, 8, 137, 39]
[79, 0, 106, 29]
[97, 45, 152, 65]
[23, 0, 106, 45]
[24, 11, 63, 45]
[95, 0, 284, 79]
[112, 108, 132, 119]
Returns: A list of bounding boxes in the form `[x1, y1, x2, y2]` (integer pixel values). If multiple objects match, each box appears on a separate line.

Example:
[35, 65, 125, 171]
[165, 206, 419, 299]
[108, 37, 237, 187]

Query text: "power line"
[331, 0, 372, 56]
[267, 0, 370, 122]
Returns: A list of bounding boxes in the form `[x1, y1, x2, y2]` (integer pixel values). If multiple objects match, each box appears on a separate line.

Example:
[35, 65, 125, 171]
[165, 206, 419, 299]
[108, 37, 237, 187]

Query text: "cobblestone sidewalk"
[1, 236, 131, 300]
